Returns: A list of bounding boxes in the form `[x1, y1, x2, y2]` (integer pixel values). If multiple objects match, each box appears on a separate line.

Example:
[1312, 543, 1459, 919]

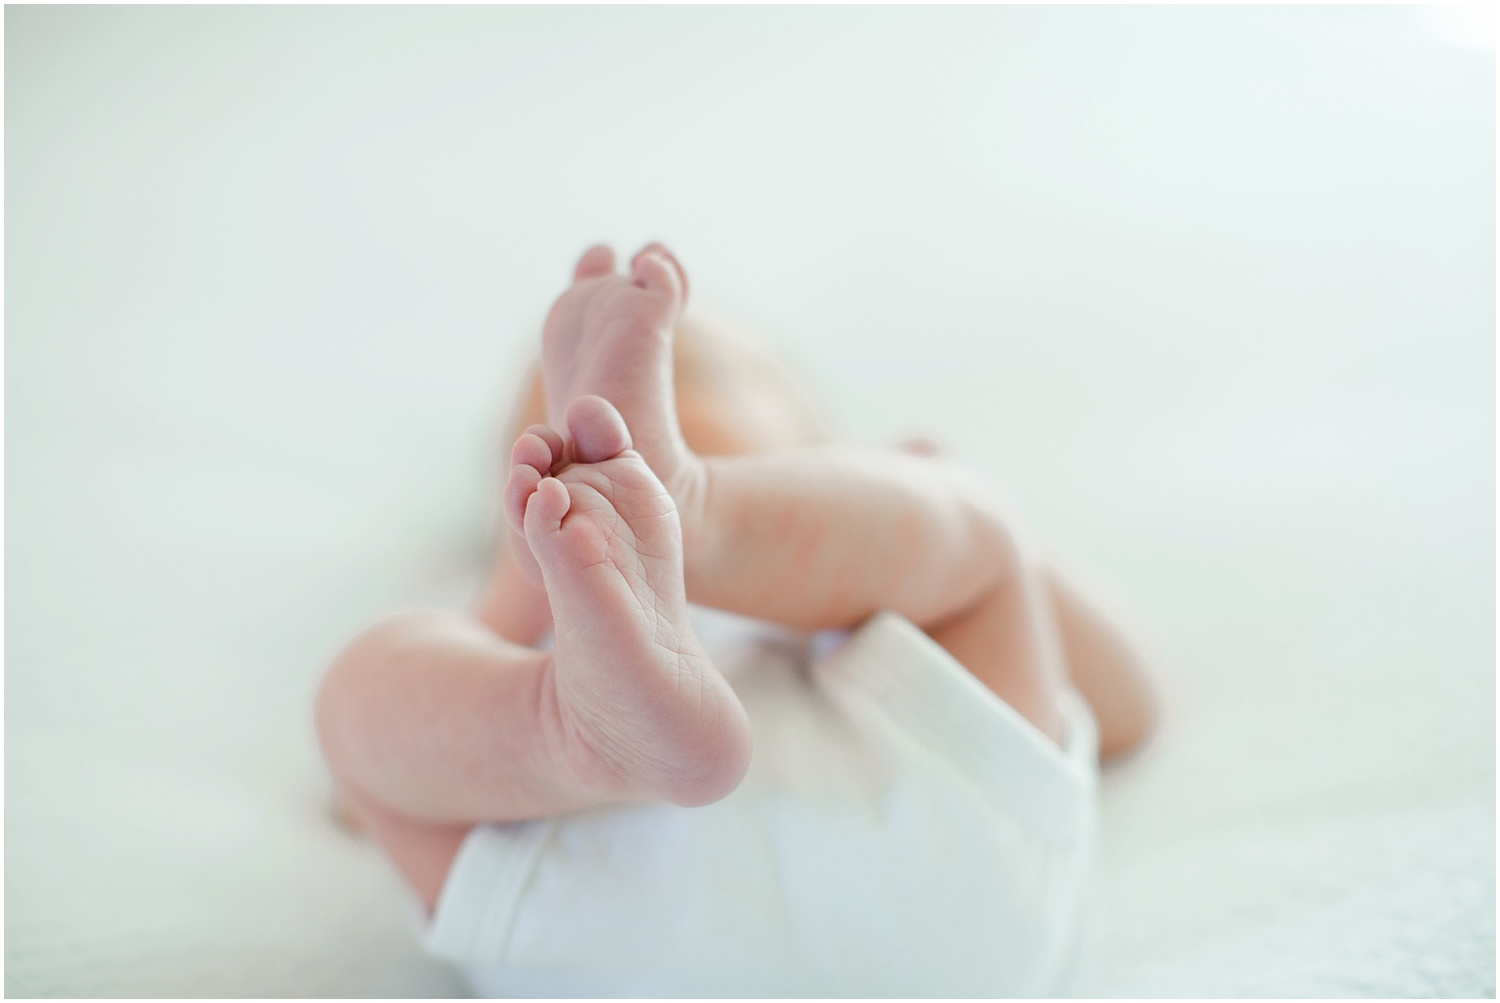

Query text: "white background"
[7, 6, 1493, 995]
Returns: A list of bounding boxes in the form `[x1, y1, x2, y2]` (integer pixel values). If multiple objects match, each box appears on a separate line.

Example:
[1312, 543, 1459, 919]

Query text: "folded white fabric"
[425, 608, 1099, 998]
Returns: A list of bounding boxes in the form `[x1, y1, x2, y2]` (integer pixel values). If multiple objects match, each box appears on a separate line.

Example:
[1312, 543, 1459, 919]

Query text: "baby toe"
[632, 242, 690, 303]
[630, 248, 685, 308]
[526, 424, 567, 470]
[523, 476, 573, 541]
[572, 244, 617, 282]
[504, 462, 544, 536]
[511, 430, 559, 476]
[566, 395, 634, 464]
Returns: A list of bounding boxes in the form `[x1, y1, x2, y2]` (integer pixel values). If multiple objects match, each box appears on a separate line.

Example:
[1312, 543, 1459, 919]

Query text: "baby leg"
[535, 243, 1070, 740]
[688, 449, 1070, 741]
[316, 398, 751, 843]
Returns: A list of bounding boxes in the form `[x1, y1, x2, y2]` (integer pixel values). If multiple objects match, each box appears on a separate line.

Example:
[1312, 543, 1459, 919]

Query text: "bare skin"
[505, 395, 752, 809]
[316, 243, 1158, 911]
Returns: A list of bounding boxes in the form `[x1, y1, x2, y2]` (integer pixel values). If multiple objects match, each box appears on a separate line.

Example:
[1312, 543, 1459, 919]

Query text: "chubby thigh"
[424, 611, 1100, 997]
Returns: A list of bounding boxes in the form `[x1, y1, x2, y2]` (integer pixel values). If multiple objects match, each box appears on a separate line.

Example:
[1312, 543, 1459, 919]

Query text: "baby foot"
[541, 243, 701, 510]
[504, 395, 751, 807]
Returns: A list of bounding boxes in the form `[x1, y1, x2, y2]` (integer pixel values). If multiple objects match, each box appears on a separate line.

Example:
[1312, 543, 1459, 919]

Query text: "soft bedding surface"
[7, 7, 1493, 997]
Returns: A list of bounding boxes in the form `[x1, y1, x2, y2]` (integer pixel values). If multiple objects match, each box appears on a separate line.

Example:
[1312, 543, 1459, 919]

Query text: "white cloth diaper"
[425, 607, 1099, 997]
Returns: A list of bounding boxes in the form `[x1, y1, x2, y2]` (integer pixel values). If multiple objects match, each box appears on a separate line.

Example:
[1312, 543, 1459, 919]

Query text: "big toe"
[566, 395, 634, 463]
[573, 244, 617, 282]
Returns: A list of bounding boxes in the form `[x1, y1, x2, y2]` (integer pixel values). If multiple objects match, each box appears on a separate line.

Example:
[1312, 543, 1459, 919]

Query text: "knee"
[958, 488, 1030, 593]
[314, 611, 442, 781]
